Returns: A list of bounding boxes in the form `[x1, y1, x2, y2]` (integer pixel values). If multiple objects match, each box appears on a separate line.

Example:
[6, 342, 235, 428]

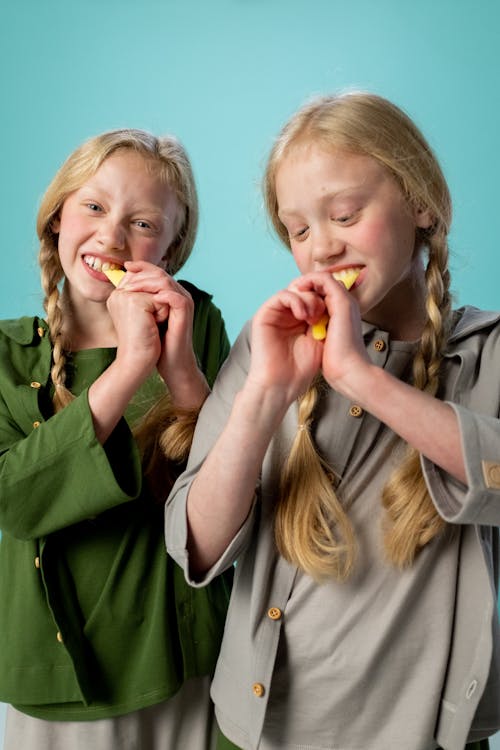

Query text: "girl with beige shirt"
[166, 92, 499, 750]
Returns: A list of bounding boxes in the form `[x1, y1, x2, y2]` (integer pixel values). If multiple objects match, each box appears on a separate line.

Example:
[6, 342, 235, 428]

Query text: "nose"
[97, 216, 126, 252]
[311, 224, 345, 265]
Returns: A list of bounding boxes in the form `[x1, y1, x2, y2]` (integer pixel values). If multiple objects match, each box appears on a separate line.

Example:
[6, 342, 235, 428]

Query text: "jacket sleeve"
[188, 282, 231, 386]
[165, 321, 258, 585]
[0, 384, 142, 540]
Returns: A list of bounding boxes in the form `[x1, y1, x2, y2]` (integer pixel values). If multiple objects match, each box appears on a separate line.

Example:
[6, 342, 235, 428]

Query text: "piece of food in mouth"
[103, 268, 126, 287]
[333, 268, 361, 291]
[311, 268, 360, 341]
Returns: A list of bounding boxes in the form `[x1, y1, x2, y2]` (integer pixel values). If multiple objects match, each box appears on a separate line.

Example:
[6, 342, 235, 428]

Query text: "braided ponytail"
[38, 233, 75, 412]
[274, 377, 357, 581]
[382, 227, 452, 566]
[132, 396, 200, 500]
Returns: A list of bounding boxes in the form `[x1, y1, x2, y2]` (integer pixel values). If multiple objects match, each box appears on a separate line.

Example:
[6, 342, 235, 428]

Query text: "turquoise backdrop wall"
[0, 0, 499, 747]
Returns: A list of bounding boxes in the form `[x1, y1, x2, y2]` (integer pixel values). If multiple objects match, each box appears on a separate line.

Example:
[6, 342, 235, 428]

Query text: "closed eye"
[332, 209, 359, 225]
[291, 226, 309, 240]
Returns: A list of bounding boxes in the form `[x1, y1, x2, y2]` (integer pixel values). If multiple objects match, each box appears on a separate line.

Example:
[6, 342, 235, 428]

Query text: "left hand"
[289, 272, 372, 400]
[121, 261, 209, 409]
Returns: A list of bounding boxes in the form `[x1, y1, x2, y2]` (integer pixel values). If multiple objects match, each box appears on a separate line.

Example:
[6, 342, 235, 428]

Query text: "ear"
[415, 207, 434, 230]
[51, 217, 61, 234]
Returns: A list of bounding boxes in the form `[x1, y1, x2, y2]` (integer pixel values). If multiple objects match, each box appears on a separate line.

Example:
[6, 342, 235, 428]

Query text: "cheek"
[57, 213, 88, 243]
[384, 207, 418, 248]
[133, 238, 167, 265]
[290, 245, 310, 273]
[356, 214, 416, 260]
[356, 218, 388, 248]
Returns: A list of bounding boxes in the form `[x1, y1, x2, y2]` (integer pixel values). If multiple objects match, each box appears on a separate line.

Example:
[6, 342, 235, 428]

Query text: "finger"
[292, 271, 345, 299]
[275, 286, 326, 323]
[124, 270, 191, 300]
[153, 287, 193, 307]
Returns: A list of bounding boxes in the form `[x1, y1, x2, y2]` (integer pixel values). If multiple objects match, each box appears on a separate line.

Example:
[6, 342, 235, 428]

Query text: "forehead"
[275, 144, 390, 202]
[81, 150, 177, 208]
[279, 143, 383, 178]
[94, 149, 160, 181]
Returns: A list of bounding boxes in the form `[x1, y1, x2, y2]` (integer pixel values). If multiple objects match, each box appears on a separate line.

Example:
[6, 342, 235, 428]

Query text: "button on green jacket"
[0, 281, 232, 720]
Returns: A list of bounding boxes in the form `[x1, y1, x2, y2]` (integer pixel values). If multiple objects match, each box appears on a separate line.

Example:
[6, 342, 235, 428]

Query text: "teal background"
[0, 0, 499, 746]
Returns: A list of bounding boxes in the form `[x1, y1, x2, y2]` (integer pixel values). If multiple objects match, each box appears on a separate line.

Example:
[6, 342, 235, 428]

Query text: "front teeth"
[84, 256, 123, 273]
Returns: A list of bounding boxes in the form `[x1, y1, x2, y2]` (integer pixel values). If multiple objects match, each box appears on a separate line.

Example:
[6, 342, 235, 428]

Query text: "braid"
[132, 393, 200, 502]
[382, 228, 452, 566]
[39, 236, 75, 412]
[275, 376, 356, 582]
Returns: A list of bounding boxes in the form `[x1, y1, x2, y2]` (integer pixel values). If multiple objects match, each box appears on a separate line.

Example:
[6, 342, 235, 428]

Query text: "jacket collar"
[0, 316, 49, 345]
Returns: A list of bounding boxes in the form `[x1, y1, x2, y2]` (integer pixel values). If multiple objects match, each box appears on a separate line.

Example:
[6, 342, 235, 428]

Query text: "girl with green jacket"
[0, 129, 231, 749]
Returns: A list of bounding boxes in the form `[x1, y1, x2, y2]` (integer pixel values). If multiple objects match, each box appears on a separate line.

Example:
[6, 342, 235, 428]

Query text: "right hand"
[247, 283, 325, 405]
[105, 275, 166, 384]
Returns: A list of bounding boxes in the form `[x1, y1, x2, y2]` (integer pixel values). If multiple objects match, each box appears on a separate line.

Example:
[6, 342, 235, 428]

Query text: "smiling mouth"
[83, 255, 124, 273]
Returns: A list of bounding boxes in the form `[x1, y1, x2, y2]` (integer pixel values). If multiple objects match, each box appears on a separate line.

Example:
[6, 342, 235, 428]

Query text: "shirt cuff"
[421, 401, 500, 526]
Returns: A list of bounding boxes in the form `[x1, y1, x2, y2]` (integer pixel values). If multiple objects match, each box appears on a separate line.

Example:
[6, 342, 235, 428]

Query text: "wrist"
[236, 380, 291, 435]
[161, 366, 210, 411]
[335, 362, 407, 421]
[327, 360, 381, 405]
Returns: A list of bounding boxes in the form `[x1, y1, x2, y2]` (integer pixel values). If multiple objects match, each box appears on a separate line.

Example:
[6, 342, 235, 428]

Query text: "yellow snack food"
[311, 314, 329, 341]
[311, 268, 360, 341]
[103, 268, 126, 287]
[333, 268, 361, 291]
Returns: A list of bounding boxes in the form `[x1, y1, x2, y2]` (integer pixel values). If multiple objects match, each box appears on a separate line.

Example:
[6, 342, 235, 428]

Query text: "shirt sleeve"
[165, 321, 258, 585]
[422, 402, 500, 527]
[421, 314, 500, 528]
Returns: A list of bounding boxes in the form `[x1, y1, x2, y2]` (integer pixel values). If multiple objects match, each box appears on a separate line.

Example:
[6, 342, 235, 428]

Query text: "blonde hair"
[37, 129, 200, 495]
[264, 92, 452, 580]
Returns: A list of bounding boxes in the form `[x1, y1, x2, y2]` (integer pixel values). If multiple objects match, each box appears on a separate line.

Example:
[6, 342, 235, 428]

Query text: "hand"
[89, 270, 166, 444]
[118, 261, 209, 409]
[106, 270, 165, 383]
[247, 281, 326, 406]
[289, 272, 372, 400]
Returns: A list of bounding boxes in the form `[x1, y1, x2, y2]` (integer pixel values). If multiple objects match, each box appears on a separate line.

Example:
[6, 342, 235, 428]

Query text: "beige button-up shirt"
[166, 306, 500, 750]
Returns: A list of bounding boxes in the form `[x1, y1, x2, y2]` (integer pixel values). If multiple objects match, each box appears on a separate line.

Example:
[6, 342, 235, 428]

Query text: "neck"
[364, 260, 428, 341]
[60, 285, 117, 350]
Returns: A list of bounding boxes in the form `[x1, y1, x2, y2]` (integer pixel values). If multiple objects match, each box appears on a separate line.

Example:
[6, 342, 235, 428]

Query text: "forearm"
[88, 358, 150, 444]
[344, 363, 466, 484]
[187, 383, 289, 574]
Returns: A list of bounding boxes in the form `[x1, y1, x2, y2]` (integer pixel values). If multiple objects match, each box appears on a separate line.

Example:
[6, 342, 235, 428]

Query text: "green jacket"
[0, 281, 232, 720]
